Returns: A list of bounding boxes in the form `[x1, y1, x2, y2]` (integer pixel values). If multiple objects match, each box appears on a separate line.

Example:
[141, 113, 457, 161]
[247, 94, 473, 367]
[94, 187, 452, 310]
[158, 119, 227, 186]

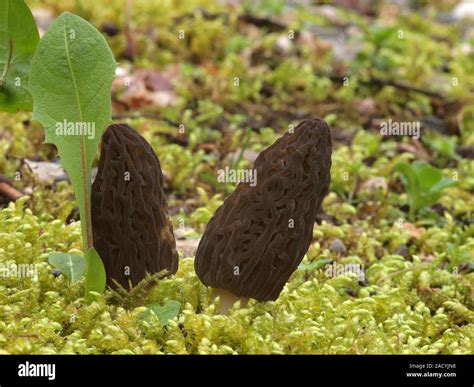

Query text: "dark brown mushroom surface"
[91, 123, 178, 289]
[195, 117, 332, 302]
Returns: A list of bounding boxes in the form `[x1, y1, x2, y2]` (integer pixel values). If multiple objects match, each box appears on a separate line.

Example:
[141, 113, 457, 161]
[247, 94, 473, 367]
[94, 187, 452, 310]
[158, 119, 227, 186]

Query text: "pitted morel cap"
[195, 117, 332, 301]
[92, 123, 178, 289]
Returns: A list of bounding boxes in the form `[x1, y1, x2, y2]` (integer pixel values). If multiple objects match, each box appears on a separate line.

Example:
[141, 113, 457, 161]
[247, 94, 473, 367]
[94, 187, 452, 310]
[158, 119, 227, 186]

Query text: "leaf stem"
[62, 20, 93, 250]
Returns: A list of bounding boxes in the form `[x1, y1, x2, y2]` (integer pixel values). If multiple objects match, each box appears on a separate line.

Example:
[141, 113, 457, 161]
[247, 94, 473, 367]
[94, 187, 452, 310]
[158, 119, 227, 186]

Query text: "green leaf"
[48, 252, 85, 284]
[412, 162, 456, 206]
[140, 300, 182, 326]
[395, 161, 457, 216]
[84, 247, 106, 301]
[430, 177, 457, 194]
[298, 258, 332, 272]
[0, 0, 39, 112]
[395, 162, 418, 198]
[368, 26, 398, 46]
[29, 12, 116, 251]
[412, 161, 443, 192]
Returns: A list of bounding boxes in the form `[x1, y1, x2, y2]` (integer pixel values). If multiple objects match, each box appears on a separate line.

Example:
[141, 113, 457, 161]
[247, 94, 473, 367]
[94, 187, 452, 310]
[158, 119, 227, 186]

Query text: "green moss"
[0, 198, 472, 354]
[1, 0, 472, 355]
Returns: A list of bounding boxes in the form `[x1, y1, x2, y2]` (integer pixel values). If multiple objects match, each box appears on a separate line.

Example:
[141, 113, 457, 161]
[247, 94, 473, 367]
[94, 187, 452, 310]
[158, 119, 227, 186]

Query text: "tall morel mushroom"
[195, 117, 332, 311]
[91, 123, 178, 289]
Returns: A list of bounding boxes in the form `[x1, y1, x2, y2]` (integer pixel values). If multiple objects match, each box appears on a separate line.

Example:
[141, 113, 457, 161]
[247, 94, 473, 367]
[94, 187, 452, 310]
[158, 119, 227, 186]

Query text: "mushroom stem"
[214, 288, 248, 315]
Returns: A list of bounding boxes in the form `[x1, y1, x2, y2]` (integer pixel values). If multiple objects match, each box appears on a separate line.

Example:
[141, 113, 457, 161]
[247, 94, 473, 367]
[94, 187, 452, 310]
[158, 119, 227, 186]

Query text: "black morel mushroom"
[91, 123, 178, 289]
[195, 117, 332, 311]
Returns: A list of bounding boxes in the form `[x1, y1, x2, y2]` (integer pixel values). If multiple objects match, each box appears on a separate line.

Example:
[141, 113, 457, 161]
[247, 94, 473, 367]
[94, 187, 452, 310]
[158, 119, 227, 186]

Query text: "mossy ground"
[0, 0, 473, 354]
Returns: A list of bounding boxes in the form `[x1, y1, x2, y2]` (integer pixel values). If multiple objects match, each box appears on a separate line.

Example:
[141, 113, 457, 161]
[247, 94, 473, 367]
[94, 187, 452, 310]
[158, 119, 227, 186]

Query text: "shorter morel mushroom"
[92, 123, 178, 290]
[195, 117, 332, 313]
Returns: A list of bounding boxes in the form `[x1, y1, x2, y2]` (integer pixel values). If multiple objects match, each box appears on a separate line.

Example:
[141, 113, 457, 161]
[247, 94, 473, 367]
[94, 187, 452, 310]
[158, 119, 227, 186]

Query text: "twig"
[0, 175, 23, 201]
[112, 112, 180, 127]
[329, 74, 446, 99]
[239, 13, 289, 32]
[174, 9, 295, 34]
[123, 0, 138, 60]
[368, 77, 445, 99]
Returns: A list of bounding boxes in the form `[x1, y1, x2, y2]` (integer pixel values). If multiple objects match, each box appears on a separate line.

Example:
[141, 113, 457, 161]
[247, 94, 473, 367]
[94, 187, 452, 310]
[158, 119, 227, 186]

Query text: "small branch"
[174, 9, 295, 34]
[238, 13, 289, 32]
[329, 75, 447, 100]
[123, 0, 138, 60]
[368, 77, 445, 99]
[0, 175, 23, 201]
[112, 112, 180, 127]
